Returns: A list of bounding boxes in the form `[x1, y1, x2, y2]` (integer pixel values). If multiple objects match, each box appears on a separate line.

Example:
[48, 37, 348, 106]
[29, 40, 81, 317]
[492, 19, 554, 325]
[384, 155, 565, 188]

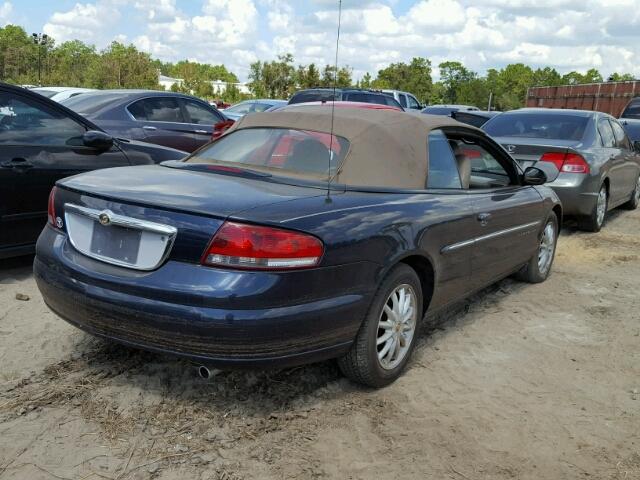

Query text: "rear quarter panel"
[231, 190, 478, 312]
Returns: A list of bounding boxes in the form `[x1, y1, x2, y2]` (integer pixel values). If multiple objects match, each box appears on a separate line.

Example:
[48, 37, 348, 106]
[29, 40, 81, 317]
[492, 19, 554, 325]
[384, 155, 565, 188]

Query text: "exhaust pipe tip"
[197, 365, 221, 380]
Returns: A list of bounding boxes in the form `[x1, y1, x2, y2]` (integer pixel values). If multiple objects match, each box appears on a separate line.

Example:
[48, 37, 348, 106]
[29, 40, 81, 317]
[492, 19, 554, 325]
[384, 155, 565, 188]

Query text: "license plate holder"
[90, 222, 142, 264]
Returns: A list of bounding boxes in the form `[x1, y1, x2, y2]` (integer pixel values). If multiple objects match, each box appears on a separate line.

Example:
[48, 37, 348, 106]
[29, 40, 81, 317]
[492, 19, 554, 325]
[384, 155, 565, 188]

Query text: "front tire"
[338, 264, 422, 388]
[622, 175, 640, 210]
[515, 212, 558, 284]
[579, 184, 607, 232]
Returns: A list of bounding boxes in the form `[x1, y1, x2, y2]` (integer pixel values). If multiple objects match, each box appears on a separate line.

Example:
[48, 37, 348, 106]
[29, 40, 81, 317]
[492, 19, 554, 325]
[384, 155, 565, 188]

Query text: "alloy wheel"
[596, 187, 607, 228]
[376, 284, 417, 370]
[537, 221, 556, 274]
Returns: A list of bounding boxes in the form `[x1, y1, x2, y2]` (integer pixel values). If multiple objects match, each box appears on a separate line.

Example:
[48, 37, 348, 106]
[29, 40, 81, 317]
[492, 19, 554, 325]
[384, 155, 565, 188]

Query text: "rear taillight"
[202, 221, 323, 270]
[540, 152, 590, 174]
[47, 186, 58, 228]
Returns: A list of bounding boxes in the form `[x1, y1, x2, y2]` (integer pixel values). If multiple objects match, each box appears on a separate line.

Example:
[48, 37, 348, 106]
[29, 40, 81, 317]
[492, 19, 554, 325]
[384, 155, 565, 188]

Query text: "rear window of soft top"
[186, 128, 349, 177]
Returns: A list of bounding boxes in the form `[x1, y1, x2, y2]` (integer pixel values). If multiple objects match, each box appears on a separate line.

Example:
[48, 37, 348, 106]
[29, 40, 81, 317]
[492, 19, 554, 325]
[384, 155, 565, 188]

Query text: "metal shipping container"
[526, 81, 640, 117]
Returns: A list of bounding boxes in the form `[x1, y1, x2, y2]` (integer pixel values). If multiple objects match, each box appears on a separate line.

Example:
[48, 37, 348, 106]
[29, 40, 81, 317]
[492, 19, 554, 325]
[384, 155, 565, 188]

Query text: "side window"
[398, 94, 408, 108]
[252, 103, 272, 113]
[229, 102, 253, 114]
[598, 118, 616, 147]
[128, 97, 184, 122]
[0, 93, 85, 145]
[449, 137, 512, 189]
[383, 95, 402, 108]
[407, 95, 420, 110]
[183, 99, 221, 125]
[426, 130, 462, 189]
[345, 92, 375, 104]
[610, 119, 631, 149]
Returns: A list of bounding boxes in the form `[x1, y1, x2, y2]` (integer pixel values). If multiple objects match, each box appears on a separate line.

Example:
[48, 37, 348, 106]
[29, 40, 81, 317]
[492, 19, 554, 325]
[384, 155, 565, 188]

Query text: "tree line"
[0, 24, 636, 109]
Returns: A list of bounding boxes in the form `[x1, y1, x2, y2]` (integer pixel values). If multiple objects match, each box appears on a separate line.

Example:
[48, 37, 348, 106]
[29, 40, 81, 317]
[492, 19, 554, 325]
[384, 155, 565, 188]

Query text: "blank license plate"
[90, 222, 142, 264]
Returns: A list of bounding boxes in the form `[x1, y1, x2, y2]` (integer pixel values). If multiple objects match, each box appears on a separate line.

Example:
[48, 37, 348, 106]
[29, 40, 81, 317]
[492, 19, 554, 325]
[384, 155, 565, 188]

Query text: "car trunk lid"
[55, 164, 325, 269]
[493, 137, 582, 170]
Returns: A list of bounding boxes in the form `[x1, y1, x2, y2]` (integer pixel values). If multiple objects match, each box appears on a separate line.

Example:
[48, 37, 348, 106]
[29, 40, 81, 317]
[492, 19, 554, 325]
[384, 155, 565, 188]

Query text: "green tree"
[48, 40, 98, 86]
[532, 67, 562, 87]
[90, 41, 159, 89]
[0, 25, 38, 84]
[360, 72, 372, 89]
[248, 54, 295, 98]
[295, 63, 321, 89]
[438, 61, 476, 104]
[561, 68, 603, 85]
[608, 72, 635, 82]
[375, 57, 432, 102]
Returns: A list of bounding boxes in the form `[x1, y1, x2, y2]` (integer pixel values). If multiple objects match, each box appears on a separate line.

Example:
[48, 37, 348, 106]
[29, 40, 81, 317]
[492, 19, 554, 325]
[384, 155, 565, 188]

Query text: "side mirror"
[634, 140, 640, 153]
[82, 130, 113, 150]
[523, 166, 548, 185]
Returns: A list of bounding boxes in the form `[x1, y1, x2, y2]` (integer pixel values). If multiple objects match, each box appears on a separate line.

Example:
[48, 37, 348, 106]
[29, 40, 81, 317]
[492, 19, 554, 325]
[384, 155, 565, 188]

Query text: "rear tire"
[579, 184, 607, 232]
[338, 264, 422, 388]
[622, 175, 640, 210]
[515, 212, 558, 284]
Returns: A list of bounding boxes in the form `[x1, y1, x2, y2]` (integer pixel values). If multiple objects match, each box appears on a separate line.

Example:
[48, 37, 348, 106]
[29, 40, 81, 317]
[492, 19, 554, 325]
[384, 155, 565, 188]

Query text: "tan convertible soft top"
[230, 105, 476, 189]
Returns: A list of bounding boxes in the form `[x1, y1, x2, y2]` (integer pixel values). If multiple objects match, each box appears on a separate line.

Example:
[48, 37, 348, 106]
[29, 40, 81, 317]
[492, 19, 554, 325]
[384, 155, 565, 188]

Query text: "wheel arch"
[396, 254, 435, 316]
[552, 203, 563, 227]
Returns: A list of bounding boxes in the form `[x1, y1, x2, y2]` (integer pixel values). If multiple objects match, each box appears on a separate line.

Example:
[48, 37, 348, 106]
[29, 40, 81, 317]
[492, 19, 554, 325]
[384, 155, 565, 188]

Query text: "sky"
[2, 0, 640, 82]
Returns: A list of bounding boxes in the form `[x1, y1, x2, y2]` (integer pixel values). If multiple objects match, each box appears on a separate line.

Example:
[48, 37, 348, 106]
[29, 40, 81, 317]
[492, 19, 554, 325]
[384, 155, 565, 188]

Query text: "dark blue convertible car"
[34, 106, 562, 387]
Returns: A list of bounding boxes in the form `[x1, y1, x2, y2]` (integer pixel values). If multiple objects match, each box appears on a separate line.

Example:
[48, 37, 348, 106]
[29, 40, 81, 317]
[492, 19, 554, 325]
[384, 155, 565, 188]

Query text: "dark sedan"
[288, 88, 404, 109]
[0, 83, 186, 259]
[61, 90, 227, 152]
[35, 107, 561, 387]
[483, 109, 640, 232]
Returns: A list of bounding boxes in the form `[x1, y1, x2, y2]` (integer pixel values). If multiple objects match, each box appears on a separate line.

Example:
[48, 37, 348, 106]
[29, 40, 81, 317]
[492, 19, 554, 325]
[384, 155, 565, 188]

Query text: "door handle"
[194, 129, 208, 134]
[142, 125, 157, 131]
[1, 158, 33, 169]
[477, 213, 492, 226]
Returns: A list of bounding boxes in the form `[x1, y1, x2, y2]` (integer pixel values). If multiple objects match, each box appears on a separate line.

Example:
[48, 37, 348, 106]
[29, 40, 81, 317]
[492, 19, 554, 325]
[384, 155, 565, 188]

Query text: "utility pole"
[32, 33, 48, 86]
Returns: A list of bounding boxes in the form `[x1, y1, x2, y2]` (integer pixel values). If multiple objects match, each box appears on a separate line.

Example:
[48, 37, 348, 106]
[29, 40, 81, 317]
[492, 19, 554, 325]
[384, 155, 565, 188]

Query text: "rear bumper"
[547, 173, 600, 217]
[34, 226, 376, 368]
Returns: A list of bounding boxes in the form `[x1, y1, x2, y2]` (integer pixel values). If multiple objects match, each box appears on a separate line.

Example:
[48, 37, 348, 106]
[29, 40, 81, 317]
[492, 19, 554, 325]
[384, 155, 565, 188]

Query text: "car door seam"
[441, 221, 541, 254]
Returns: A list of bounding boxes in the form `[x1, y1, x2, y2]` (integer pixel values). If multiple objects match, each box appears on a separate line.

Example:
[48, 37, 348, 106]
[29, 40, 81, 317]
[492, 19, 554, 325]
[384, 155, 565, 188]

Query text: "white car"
[31, 87, 96, 103]
[381, 89, 423, 111]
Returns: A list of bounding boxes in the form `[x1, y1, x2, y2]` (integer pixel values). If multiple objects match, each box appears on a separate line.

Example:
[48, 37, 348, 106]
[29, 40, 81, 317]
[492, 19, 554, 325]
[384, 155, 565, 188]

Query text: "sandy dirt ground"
[1, 208, 639, 480]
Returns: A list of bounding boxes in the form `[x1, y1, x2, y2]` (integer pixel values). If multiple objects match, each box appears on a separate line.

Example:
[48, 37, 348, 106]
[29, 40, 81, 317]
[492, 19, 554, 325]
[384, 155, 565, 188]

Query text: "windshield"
[61, 93, 126, 115]
[187, 128, 350, 177]
[483, 113, 589, 140]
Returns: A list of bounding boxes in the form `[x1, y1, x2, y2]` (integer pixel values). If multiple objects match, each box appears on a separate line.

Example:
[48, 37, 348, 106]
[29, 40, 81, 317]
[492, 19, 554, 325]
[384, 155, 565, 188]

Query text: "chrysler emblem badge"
[98, 212, 111, 226]
[506, 145, 516, 153]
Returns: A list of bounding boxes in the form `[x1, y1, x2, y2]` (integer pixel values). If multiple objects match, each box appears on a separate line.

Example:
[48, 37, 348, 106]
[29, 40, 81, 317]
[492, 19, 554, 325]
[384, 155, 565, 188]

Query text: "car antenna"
[326, 0, 342, 203]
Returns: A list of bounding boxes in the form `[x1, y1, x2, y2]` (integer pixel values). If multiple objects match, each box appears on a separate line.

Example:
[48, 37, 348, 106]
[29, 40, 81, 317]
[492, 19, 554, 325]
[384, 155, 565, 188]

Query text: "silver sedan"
[484, 108, 640, 231]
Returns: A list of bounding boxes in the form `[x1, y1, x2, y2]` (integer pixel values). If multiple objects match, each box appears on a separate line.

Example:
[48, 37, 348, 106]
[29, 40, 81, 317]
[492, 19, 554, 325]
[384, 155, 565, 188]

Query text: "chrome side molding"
[442, 221, 540, 254]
